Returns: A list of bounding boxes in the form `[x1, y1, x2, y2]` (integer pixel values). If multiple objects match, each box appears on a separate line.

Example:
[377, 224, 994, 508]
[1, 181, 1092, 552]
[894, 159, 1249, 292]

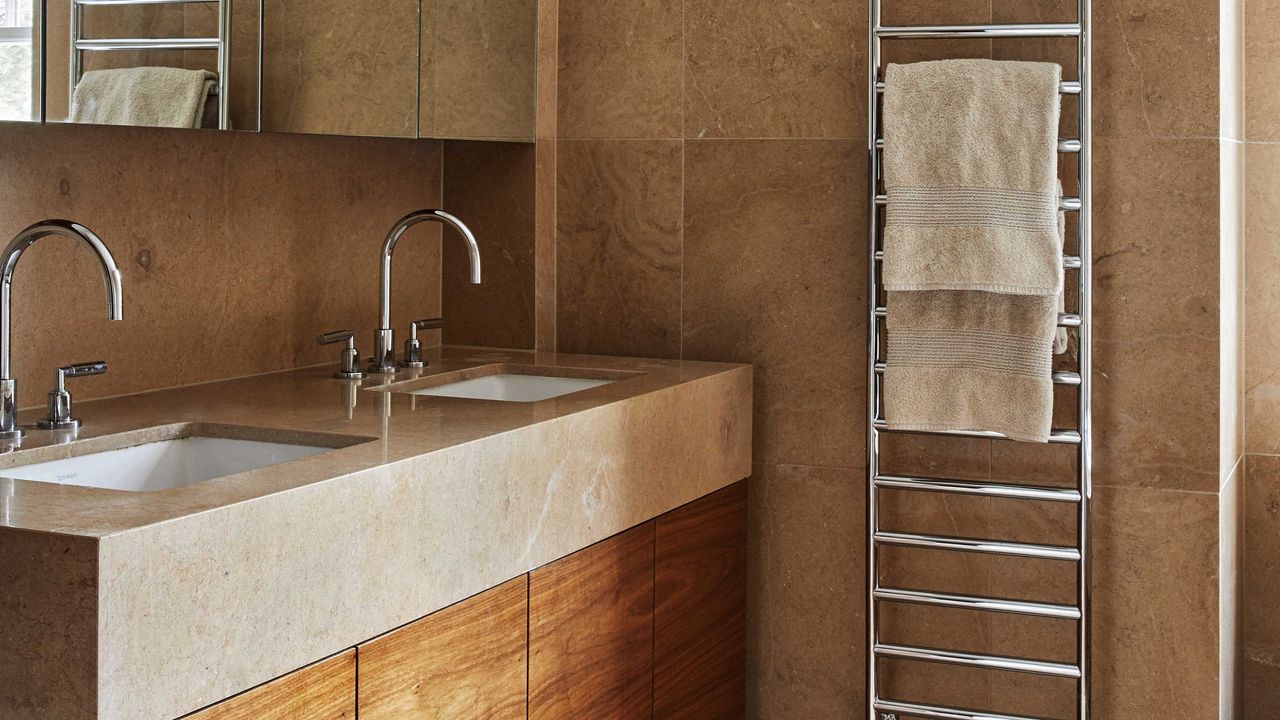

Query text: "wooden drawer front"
[358, 576, 529, 720]
[655, 483, 748, 719]
[529, 523, 656, 720]
[183, 649, 355, 720]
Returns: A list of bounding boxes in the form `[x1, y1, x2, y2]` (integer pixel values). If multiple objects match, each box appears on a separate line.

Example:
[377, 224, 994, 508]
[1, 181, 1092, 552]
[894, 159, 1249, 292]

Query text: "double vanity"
[0, 206, 750, 720]
[0, 347, 752, 719]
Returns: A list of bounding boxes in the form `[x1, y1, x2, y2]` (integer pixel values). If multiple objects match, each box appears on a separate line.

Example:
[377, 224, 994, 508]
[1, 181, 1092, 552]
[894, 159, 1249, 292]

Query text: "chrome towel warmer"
[69, 0, 231, 129]
[866, 0, 1093, 718]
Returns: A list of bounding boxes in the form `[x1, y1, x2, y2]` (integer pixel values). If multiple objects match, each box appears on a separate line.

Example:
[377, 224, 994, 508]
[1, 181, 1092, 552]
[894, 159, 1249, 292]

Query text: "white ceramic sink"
[409, 374, 614, 402]
[2, 436, 335, 492]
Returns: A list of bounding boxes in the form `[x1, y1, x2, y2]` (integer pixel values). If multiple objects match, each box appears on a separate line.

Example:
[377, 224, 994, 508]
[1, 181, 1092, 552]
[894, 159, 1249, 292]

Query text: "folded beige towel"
[883, 59, 1063, 296]
[71, 67, 216, 129]
[885, 290, 1058, 443]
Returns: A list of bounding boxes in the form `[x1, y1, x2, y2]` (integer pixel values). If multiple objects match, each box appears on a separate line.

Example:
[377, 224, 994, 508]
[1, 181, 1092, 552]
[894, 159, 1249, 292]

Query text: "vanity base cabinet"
[181, 482, 747, 720]
[358, 576, 529, 720]
[183, 649, 355, 720]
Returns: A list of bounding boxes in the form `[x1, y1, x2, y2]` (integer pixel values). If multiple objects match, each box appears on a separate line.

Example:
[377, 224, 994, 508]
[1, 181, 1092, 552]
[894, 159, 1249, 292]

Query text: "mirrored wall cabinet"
[6, 0, 536, 141]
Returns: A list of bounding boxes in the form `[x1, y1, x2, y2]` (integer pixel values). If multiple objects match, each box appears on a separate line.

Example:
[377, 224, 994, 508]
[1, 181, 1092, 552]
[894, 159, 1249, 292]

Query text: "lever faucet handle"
[401, 318, 444, 369]
[318, 330, 365, 380]
[38, 361, 107, 431]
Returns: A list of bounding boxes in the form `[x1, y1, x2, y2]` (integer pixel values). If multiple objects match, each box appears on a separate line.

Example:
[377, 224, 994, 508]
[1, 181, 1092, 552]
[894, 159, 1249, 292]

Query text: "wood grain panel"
[357, 576, 528, 720]
[654, 482, 748, 719]
[184, 649, 355, 720]
[529, 523, 655, 720]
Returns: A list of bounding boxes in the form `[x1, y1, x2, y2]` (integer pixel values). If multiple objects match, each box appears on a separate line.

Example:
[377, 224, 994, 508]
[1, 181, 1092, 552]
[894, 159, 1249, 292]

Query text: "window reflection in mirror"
[0, 0, 39, 122]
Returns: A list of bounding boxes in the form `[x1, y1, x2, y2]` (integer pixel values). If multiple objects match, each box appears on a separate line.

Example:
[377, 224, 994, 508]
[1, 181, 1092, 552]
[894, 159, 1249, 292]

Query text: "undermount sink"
[372, 363, 640, 403]
[0, 426, 363, 492]
[410, 374, 614, 402]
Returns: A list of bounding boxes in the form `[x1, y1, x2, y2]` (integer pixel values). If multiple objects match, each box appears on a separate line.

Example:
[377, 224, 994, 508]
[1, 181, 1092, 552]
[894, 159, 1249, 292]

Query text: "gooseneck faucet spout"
[0, 220, 124, 440]
[371, 209, 481, 374]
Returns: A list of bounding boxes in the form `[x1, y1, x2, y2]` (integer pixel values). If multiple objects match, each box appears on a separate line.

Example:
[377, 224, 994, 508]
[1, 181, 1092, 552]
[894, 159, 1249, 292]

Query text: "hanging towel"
[881, 59, 1066, 443]
[884, 290, 1059, 443]
[71, 67, 217, 129]
[882, 59, 1063, 296]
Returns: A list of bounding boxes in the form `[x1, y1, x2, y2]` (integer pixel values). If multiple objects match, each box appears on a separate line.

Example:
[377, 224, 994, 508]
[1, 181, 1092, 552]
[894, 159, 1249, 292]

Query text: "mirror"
[20, 0, 536, 140]
[0, 0, 40, 122]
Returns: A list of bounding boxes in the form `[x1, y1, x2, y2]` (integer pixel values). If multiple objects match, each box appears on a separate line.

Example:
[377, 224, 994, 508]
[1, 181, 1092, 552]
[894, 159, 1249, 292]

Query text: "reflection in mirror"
[0, 0, 40, 122]
[43, 0, 261, 130]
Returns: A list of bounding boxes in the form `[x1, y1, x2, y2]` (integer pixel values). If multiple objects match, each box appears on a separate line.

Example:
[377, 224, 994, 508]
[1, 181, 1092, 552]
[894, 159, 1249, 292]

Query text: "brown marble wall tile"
[1246, 145, 1280, 454]
[684, 0, 862, 139]
[1091, 0, 1220, 139]
[261, 0, 419, 138]
[442, 141, 536, 349]
[1246, 0, 1280, 140]
[1092, 138, 1220, 491]
[0, 122, 442, 405]
[1091, 485, 1220, 719]
[556, 0, 683, 138]
[746, 464, 864, 719]
[683, 139, 864, 469]
[535, 140, 557, 352]
[555, 139, 683, 358]
[1244, 454, 1280, 715]
[422, 0, 538, 141]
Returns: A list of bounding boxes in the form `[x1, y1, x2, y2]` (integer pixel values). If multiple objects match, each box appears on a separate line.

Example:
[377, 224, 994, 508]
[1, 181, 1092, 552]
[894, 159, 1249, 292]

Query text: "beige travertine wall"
[540, 0, 1229, 717]
[0, 121, 447, 405]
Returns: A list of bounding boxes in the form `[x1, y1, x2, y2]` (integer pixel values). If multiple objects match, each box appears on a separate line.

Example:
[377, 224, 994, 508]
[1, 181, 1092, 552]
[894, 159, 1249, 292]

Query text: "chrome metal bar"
[1076, 1, 1094, 717]
[873, 474, 1083, 502]
[75, 37, 221, 50]
[875, 699, 1043, 720]
[874, 643, 1082, 678]
[875, 22, 1082, 38]
[875, 80, 1081, 95]
[866, 0, 883, 716]
[872, 193, 1081, 211]
[871, 419, 1083, 445]
[871, 250, 1083, 270]
[875, 586, 1082, 619]
[69, 0, 83, 113]
[216, 0, 230, 129]
[873, 306, 1082, 329]
[874, 531, 1082, 561]
[873, 138, 1082, 154]
[873, 361, 1081, 386]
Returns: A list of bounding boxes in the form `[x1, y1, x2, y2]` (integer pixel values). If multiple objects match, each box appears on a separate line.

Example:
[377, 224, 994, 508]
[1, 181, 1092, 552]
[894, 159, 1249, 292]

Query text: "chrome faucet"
[370, 210, 481, 374]
[0, 220, 124, 440]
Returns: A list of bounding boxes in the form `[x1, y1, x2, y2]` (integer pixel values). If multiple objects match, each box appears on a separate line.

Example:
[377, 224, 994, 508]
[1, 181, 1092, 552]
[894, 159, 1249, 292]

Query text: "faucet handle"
[318, 330, 365, 380]
[401, 318, 444, 368]
[37, 361, 107, 431]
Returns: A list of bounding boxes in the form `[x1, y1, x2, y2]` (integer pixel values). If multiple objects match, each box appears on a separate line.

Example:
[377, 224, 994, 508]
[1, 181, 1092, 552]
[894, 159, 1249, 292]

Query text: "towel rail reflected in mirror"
[2, 0, 536, 141]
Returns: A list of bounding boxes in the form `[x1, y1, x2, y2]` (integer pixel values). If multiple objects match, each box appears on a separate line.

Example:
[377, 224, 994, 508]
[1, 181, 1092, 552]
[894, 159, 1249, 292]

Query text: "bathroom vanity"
[0, 347, 752, 720]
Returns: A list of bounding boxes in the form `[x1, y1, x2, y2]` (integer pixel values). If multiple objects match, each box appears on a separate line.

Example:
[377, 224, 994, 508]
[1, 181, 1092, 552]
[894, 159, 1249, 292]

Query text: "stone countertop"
[0, 346, 753, 720]
[0, 346, 750, 537]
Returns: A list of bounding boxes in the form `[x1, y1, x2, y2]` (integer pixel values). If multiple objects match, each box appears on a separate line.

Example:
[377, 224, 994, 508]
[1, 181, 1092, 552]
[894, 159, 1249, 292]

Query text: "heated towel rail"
[866, 1, 1093, 719]
[69, 0, 231, 129]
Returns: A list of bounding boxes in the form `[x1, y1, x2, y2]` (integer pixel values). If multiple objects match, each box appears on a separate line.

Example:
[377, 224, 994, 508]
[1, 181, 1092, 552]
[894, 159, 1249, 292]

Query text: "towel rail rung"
[875, 586, 1083, 619]
[875, 22, 1082, 38]
[872, 193, 1081, 211]
[873, 306, 1082, 329]
[870, 250, 1082, 270]
[874, 698, 1045, 720]
[873, 362, 1081, 386]
[871, 419, 1083, 444]
[873, 530, 1081, 560]
[875, 80, 1082, 95]
[873, 474, 1082, 502]
[874, 138, 1081, 154]
[76, 0, 218, 5]
[873, 643, 1083, 677]
[74, 37, 221, 51]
